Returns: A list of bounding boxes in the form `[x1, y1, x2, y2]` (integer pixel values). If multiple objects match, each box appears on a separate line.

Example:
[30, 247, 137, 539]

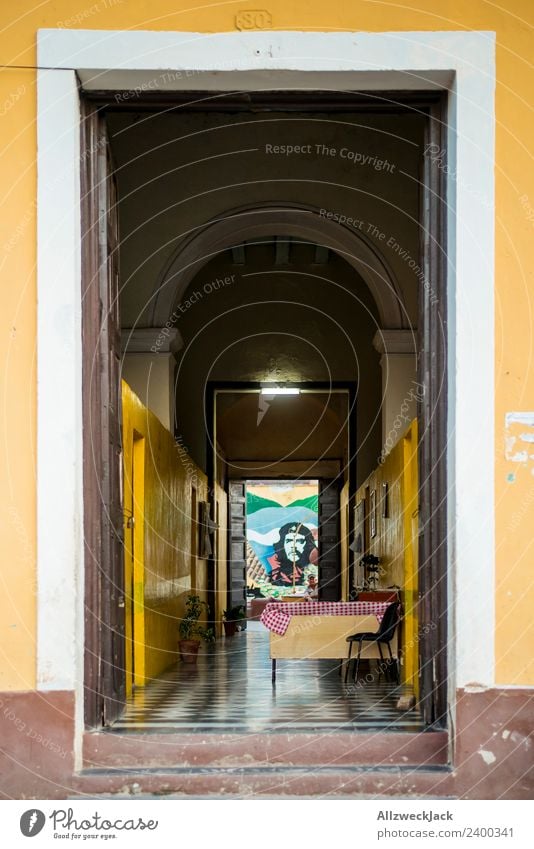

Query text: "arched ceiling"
[151, 204, 409, 329]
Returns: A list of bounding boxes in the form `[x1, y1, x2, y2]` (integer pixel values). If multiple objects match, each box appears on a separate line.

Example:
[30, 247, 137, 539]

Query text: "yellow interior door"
[123, 430, 146, 696]
[123, 447, 134, 697]
[132, 433, 146, 687]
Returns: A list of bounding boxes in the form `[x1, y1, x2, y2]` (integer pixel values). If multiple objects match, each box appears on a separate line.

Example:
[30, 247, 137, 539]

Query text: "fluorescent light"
[260, 387, 301, 395]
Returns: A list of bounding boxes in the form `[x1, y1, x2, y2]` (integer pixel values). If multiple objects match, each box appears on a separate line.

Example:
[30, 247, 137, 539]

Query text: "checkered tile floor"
[112, 623, 423, 733]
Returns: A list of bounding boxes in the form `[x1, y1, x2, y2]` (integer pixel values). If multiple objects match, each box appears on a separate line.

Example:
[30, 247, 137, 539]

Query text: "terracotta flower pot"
[179, 639, 201, 663]
[223, 621, 237, 637]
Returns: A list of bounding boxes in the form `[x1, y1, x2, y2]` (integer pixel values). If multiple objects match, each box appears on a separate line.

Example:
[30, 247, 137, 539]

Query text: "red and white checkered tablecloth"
[260, 601, 390, 636]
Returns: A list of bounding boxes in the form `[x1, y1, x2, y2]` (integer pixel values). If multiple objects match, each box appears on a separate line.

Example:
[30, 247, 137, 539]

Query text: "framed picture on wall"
[354, 498, 365, 553]
[370, 489, 377, 538]
[349, 498, 367, 592]
[198, 501, 213, 559]
[382, 481, 389, 518]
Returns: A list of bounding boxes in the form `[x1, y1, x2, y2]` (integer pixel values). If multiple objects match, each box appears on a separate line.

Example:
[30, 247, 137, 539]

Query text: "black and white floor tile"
[112, 623, 423, 733]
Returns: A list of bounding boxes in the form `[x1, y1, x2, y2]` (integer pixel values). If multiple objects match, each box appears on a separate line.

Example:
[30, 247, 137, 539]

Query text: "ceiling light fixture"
[260, 387, 301, 395]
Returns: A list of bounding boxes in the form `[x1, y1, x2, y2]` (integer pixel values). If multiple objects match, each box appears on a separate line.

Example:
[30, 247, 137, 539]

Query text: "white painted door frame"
[36, 29, 495, 741]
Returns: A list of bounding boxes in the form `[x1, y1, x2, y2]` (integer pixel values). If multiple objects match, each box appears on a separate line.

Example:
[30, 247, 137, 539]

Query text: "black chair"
[344, 602, 401, 684]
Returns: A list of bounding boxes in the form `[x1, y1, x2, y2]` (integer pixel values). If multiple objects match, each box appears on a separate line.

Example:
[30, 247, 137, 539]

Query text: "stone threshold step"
[72, 794, 458, 800]
[83, 729, 449, 769]
[71, 765, 455, 798]
[80, 764, 453, 776]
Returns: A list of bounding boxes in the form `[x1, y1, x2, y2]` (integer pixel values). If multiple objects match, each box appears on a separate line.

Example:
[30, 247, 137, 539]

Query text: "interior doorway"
[212, 384, 353, 620]
[81, 90, 448, 732]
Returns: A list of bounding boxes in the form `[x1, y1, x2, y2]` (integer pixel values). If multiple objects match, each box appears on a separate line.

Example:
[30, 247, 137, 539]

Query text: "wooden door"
[228, 481, 247, 609]
[318, 479, 341, 601]
[81, 103, 125, 727]
[417, 97, 448, 727]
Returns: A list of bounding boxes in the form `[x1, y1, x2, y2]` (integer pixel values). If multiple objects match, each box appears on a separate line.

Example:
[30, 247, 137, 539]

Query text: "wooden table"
[261, 601, 395, 682]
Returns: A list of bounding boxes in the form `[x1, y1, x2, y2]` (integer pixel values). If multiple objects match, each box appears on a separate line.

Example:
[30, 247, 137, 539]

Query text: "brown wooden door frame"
[81, 90, 448, 730]
[81, 100, 126, 728]
[417, 96, 448, 728]
[227, 481, 248, 611]
[317, 478, 342, 601]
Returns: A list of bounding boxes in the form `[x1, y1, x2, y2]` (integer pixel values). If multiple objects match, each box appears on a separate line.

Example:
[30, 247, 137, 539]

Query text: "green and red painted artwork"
[246, 480, 319, 599]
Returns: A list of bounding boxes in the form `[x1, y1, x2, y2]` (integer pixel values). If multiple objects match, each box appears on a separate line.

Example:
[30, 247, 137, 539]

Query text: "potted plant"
[222, 604, 246, 637]
[236, 603, 247, 632]
[178, 594, 214, 663]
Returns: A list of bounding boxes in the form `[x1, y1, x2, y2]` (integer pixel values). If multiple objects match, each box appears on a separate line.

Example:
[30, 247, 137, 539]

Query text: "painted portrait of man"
[268, 522, 318, 586]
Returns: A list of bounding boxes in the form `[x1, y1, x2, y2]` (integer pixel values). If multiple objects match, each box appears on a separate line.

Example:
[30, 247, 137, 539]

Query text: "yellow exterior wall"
[0, 60, 37, 690]
[122, 381, 208, 684]
[0, 1, 533, 689]
[355, 421, 419, 686]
